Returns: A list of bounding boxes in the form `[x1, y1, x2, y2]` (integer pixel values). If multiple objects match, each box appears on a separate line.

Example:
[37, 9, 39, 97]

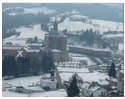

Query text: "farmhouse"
[81, 82, 105, 97]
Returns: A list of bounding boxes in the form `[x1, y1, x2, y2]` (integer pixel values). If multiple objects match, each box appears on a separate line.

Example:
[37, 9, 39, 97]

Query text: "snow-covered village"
[2, 3, 124, 97]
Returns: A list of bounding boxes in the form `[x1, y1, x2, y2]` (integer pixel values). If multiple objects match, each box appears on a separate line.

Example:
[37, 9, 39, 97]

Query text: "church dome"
[49, 30, 63, 36]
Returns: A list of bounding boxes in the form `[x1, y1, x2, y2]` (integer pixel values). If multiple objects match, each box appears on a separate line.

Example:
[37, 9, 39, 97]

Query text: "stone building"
[44, 20, 68, 62]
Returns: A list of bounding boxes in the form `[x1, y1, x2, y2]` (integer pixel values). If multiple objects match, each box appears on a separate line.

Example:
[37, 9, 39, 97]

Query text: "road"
[55, 66, 65, 89]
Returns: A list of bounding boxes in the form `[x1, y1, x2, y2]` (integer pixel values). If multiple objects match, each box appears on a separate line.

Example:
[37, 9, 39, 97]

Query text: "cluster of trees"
[2, 54, 55, 77]
[26, 36, 38, 44]
[40, 23, 49, 32]
[79, 29, 95, 46]
[2, 29, 20, 39]
[2, 10, 51, 39]
[42, 54, 55, 73]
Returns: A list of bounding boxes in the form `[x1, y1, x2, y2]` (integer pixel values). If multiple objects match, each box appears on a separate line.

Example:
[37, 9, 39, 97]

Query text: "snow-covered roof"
[23, 46, 39, 52]
[81, 82, 101, 92]
[119, 70, 124, 73]
[40, 77, 57, 83]
[81, 82, 91, 89]
[51, 49, 61, 52]
[16, 51, 23, 57]
[90, 86, 100, 92]
[2, 46, 22, 50]
[111, 86, 116, 89]
[98, 80, 109, 85]
[107, 77, 117, 82]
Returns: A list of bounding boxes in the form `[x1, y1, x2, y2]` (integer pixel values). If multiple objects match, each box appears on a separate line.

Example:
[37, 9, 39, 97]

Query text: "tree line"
[2, 54, 55, 77]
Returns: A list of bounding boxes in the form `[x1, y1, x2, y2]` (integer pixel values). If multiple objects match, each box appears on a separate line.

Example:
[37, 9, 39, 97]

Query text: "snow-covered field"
[51, 17, 124, 34]
[24, 7, 56, 15]
[3, 24, 46, 45]
[91, 19, 123, 32]
[57, 67, 89, 72]
[7, 13, 17, 16]
[2, 74, 67, 97]
[2, 89, 66, 97]
[2, 74, 49, 87]
[59, 71, 109, 84]
[71, 56, 96, 66]
[5, 7, 56, 16]
[104, 33, 123, 38]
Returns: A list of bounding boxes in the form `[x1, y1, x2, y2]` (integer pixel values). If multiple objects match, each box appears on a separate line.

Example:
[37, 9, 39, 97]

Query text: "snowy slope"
[2, 89, 66, 97]
[6, 7, 56, 16]
[24, 7, 56, 15]
[2, 74, 67, 97]
[49, 14, 123, 34]
[59, 71, 109, 84]
[57, 67, 89, 72]
[3, 24, 47, 45]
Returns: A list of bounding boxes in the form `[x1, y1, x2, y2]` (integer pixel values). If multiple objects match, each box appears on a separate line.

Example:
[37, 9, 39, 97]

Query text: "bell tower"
[53, 17, 58, 31]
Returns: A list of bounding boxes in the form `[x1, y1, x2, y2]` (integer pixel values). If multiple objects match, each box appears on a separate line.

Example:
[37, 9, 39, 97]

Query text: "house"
[40, 70, 57, 90]
[106, 77, 117, 86]
[81, 82, 105, 97]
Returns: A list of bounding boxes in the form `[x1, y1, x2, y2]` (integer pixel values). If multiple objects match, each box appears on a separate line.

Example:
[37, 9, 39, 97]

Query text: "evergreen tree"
[108, 62, 116, 78]
[42, 55, 55, 73]
[67, 75, 80, 97]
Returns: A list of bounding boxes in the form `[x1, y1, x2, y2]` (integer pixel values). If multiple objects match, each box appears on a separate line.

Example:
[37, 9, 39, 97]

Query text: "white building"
[81, 82, 105, 97]
[40, 77, 57, 90]
[117, 70, 124, 93]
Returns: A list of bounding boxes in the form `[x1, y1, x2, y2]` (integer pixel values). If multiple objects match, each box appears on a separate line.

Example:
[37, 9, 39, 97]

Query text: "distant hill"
[39, 3, 123, 22]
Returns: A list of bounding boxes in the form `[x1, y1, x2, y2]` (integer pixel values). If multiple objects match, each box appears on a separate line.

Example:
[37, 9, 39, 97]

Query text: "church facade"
[44, 20, 68, 62]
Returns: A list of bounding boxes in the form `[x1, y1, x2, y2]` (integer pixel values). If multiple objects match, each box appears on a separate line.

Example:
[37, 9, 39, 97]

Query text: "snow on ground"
[7, 13, 17, 16]
[71, 56, 96, 66]
[2, 74, 67, 97]
[91, 19, 123, 32]
[50, 17, 123, 34]
[118, 43, 124, 51]
[3, 75, 42, 87]
[3, 24, 46, 45]
[58, 18, 94, 31]
[51, 16, 61, 22]
[104, 33, 123, 38]
[24, 7, 56, 15]
[57, 67, 89, 72]
[2, 89, 66, 97]
[59, 71, 109, 84]
[70, 14, 88, 19]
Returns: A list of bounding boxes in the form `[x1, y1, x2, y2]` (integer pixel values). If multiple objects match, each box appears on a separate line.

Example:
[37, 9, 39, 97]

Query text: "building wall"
[2, 49, 19, 59]
[68, 46, 111, 57]
[44, 35, 67, 62]
[40, 78, 57, 90]
[45, 35, 67, 52]
[27, 45, 42, 49]
[117, 78, 124, 92]
[93, 88, 105, 97]
[82, 87, 104, 97]
[52, 52, 67, 62]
